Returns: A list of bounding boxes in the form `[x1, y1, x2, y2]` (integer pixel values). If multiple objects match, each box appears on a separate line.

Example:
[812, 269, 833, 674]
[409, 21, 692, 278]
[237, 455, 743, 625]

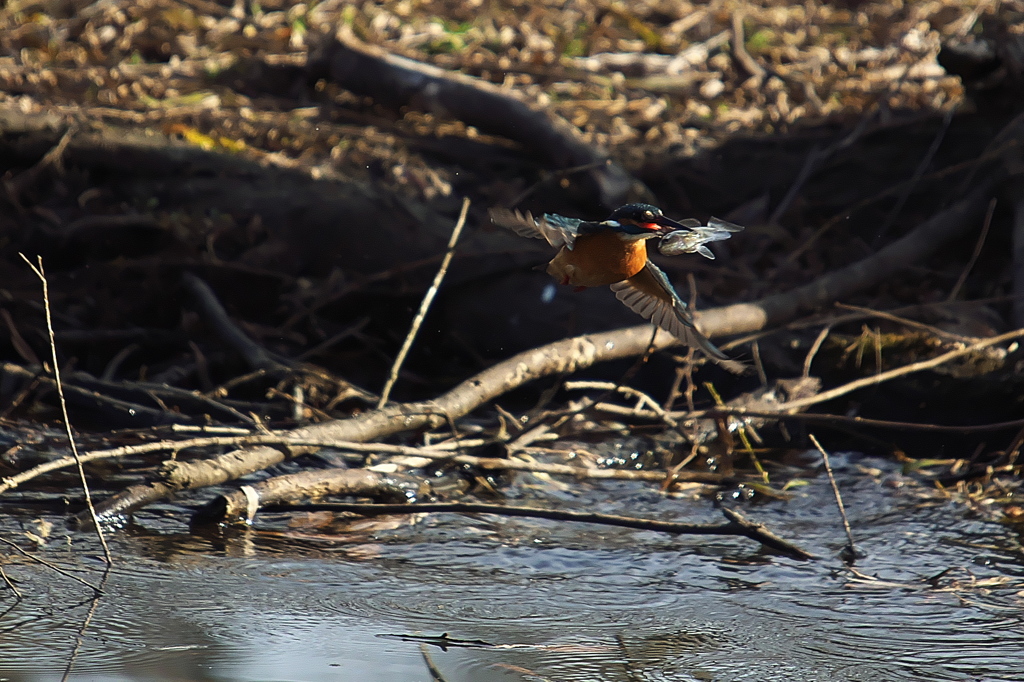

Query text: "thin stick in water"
[19, 254, 112, 566]
[809, 433, 856, 562]
[378, 197, 470, 408]
[0, 564, 21, 599]
[0, 536, 102, 594]
[60, 568, 112, 682]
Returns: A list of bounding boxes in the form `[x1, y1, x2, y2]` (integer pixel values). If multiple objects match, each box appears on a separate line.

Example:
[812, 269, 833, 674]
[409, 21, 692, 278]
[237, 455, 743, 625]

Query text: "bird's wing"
[489, 208, 577, 248]
[541, 213, 583, 248]
[610, 262, 746, 373]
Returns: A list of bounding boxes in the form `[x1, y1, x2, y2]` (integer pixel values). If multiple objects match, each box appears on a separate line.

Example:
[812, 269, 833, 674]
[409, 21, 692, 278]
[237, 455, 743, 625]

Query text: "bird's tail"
[676, 323, 747, 375]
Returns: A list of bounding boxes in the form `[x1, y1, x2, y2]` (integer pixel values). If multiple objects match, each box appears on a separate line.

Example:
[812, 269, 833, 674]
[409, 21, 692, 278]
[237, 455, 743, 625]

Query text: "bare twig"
[696, 409, 1024, 434]
[442, 450, 722, 482]
[751, 340, 768, 386]
[809, 434, 856, 562]
[508, 158, 618, 207]
[0, 309, 40, 365]
[0, 435, 406, 494]
[784, 142, 1013, 266]
[948, 197, 997, 301]
[873, 109, 954, 245]
[203, 454, 733, 522]
[834, 303, 975, 343]
[769, 145, 822, 226]
[669, 347, 702, 475]
[296, 317, 370, 361]
[1002, 425, 1024, 466]
[60, 568, 111, 682]
[18, 254, 111, 566]
[0, 565, 21, 599]
[4, 127, 74, 206]
[563, 380, 678, 428]
[0, 536, 101, 594]
[182, 272, 290, 373]
[662, 363, 687, 411]
[527, 325, 661, 436]
[1014, 186, 1024, 328]
[281, 255, 445, 332]
[730, 10, 766, 86]
[2, 429, 734, 501]
[0, 361, 195, 426]
[803, 326, 831, 378]
[706, 181, 995, 336]
[420, 643, 451, 682]
[378, 197, 470, 408]
[730, 328, 1024, 415]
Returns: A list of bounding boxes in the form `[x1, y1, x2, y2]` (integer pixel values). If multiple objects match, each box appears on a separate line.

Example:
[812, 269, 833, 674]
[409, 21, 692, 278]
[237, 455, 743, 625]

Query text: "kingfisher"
[490, 203, 745, 373]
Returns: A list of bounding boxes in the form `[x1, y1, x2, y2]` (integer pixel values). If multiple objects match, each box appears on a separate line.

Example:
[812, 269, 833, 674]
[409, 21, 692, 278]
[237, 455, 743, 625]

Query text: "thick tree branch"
[309, 31, 635, 208]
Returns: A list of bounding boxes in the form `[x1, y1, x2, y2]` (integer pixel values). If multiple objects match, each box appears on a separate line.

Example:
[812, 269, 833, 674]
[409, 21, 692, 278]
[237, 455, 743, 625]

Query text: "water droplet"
[540, 283, 556, 304]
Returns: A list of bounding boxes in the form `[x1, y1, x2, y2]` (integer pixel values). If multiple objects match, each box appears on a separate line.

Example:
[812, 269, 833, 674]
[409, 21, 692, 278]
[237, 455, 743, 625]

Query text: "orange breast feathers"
[545, 231, 649, 288]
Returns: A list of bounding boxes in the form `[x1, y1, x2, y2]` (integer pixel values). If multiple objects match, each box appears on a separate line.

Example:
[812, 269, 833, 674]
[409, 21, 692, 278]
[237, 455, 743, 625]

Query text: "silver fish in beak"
[658, 217, 745, 259]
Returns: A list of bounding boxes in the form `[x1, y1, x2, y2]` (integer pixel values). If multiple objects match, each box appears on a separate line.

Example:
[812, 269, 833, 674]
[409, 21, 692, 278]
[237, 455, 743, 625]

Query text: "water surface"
[0, 454, 1021, 681]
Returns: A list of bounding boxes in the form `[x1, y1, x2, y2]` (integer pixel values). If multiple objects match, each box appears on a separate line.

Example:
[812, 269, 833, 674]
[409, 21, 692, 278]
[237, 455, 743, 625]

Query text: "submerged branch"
[259, 501, 816, 560]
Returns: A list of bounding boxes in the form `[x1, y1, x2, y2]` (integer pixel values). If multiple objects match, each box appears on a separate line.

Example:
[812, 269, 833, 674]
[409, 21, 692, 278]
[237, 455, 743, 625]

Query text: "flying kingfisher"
[490, 203, 745, 373]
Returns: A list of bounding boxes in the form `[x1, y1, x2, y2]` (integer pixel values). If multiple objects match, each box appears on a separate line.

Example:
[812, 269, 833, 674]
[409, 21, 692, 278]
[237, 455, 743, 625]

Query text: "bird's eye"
[644, 211, 654, 219]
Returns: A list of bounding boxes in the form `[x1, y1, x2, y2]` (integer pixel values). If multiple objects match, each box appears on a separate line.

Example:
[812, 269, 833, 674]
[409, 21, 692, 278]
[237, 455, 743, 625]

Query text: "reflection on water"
[0, 456, 1022, 681]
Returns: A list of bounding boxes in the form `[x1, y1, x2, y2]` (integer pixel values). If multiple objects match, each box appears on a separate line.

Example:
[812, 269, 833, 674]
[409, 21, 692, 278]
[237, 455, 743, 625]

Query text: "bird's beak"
[651, 215, 689, 233]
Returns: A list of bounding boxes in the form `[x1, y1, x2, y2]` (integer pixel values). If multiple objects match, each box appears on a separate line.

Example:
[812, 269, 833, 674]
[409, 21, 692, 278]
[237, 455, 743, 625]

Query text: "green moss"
[562, 37, 586, 58]
[441, 19, 472, 34]
[746, 28, 777, 53]
[423, 18, 475, 54]
[425, 35, 465, 54]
